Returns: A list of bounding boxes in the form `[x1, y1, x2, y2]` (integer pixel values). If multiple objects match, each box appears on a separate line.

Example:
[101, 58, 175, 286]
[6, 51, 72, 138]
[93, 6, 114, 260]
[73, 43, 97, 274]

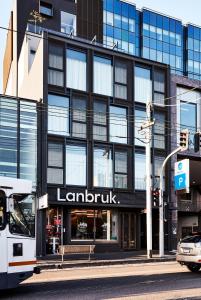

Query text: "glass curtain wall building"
[103, 0, 201, 79]
[0, 96, 37, 188]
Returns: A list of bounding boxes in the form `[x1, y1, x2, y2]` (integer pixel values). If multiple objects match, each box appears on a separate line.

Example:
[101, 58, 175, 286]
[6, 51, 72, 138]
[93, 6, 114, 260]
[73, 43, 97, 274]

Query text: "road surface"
[2, 262, 201, 299]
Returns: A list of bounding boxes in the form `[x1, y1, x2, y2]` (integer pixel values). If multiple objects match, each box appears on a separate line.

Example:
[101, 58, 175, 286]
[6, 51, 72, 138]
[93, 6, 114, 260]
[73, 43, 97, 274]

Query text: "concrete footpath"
[37, 251, 176, 270]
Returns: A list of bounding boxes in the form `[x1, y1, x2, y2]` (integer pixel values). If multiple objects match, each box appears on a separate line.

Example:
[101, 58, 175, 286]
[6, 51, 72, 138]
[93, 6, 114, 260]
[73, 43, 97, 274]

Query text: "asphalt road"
[2, 262, 201, 300]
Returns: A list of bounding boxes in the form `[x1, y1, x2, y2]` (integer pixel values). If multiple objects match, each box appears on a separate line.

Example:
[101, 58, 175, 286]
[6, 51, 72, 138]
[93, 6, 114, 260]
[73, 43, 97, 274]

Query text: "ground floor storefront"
[36, 188, 164, 256]
[45, 206, 143, 254]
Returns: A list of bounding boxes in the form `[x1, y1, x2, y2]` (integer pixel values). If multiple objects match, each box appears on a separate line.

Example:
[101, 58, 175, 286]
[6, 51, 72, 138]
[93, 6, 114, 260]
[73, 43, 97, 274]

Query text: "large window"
[115, 151, 128, 188]
[48, 94, 69, 136]
[154, 112, 165, 149]
[48, 94, 87, 138]
[94, 147, 113, 188]
[0, 99, 17, 178]
[66, 144, 86, 186]
[110, 106, 127, 144]
[135, 66, 152, 104]
[154, 70, 165, 106]
[177, 87, 199, 147]
[71, 209, 118, 241]
[61, 11, 76, 35]
[20, 102, 37, 184]
[94, 147, 128, 189]
[48, 44, 64, 86]
[47, 143, 63, 185]
[93, 101, 107, 141]
[135, 152, 146, 190]
[135, 108, 146, 146]
[72, 96, 87, 138]
[66, 49, 87, 91]
[0, 97, 37, 185]
[114, 62, 127, 99]
[94, 56, 113, 96]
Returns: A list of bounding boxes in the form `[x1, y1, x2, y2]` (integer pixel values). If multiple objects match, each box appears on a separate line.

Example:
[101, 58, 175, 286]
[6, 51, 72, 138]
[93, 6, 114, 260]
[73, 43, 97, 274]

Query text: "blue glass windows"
[142, 9, 183, 74]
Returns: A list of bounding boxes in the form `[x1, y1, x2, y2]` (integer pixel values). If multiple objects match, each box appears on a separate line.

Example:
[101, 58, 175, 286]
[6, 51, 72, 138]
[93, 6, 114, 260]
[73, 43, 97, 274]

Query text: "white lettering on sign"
[57, 189, 119, 204]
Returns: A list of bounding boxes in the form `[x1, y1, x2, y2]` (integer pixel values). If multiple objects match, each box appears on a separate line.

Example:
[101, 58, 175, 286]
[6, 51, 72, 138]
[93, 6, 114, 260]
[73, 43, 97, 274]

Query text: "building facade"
[3, 0, 201, 256]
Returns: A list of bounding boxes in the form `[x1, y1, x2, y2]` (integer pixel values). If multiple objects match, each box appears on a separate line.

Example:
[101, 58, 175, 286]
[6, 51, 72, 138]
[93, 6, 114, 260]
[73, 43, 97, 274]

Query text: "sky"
[1, 0, 201, 93]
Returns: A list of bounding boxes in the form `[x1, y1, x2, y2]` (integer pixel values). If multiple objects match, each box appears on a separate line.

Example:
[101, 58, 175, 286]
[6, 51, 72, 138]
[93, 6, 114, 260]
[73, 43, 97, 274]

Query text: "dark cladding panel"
[77, 0, 103, 43]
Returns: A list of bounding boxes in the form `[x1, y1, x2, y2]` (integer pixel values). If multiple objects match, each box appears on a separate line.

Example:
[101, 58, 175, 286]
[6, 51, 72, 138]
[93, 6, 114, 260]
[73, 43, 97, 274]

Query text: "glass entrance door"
[122, 212, 136, 249]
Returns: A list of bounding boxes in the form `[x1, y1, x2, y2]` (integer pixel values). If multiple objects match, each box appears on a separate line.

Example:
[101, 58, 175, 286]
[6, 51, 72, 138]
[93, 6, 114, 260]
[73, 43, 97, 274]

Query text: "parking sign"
[174, 159, 189, 192]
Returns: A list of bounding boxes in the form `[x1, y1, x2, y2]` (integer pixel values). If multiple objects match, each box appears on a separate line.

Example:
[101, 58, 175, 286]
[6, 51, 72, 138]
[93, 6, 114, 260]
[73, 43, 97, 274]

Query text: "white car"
[176, 234, 201, 272]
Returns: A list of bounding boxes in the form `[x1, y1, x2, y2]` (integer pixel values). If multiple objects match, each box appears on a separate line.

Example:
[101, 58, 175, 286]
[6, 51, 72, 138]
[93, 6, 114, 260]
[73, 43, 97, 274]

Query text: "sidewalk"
[37, 251, 176, 270]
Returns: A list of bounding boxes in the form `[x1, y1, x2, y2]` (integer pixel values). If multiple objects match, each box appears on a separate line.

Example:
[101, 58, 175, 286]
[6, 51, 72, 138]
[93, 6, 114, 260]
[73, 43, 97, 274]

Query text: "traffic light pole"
[144, 102, 154, 259]
[139, 102, 154, 259]
[159, 146, 182, 257]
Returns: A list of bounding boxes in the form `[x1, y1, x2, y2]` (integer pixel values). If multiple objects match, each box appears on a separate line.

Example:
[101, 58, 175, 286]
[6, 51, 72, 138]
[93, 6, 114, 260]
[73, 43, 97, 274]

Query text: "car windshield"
[9, 194, 35, 237]
[181, 235, 201, 243]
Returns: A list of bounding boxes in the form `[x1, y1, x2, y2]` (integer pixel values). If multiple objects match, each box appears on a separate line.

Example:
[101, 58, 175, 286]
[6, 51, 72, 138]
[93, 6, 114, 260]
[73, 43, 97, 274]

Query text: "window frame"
[66, 142, 87, 187]
[114, 150, 128, 189]
[39, 0, 53, 17]
[48, 43, 65, 87]
[48, 93, 87, 140]
[47, 142, 64, 185]
[114, 60, 128, 100]
[66, 47, 87, 92]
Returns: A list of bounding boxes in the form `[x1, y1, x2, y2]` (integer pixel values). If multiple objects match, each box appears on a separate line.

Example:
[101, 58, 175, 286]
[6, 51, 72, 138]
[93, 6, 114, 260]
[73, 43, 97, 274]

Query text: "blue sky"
[1, 0, 201, 93]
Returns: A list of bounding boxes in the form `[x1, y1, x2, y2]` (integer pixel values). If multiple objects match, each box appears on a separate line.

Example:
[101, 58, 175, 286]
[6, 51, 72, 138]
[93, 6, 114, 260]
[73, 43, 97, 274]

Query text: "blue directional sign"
[174, 173, 187, 190]
[174, 159, 190, 192]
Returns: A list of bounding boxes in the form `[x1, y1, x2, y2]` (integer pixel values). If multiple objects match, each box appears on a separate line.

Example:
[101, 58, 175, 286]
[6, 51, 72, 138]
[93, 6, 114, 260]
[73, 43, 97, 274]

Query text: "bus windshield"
[0, 190, 6, 230]
[9, 194, 35, 237]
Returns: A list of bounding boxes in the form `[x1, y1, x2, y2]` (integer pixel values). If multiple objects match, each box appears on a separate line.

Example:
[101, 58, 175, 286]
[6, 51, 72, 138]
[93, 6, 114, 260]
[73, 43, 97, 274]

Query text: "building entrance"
[121, 212, 136, 249]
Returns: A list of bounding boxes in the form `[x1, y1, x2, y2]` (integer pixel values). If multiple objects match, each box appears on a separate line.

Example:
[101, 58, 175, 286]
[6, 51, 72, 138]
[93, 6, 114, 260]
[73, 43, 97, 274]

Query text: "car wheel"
[187, 264, 200, 272]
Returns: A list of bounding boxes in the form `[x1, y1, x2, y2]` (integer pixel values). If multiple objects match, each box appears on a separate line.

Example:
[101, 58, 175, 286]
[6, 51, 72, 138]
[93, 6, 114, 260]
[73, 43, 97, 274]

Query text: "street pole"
[159, 146, 182, 257]
[139, 102, 155, 259]
[146, 102, 152, 259]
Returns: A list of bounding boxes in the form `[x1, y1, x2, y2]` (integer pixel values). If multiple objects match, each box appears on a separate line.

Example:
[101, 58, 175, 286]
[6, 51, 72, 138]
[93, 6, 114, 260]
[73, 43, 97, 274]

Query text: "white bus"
[0, 176, 39, 290]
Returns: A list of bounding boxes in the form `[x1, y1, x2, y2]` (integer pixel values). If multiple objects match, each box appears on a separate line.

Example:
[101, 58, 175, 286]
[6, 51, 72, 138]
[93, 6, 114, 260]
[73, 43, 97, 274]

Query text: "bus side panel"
[7, 236, 36, 275]
[0, 229, 8, 274]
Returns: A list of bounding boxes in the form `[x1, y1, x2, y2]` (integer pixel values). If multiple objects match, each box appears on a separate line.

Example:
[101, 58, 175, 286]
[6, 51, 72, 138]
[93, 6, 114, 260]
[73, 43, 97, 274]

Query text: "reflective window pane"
[135, 67, 152, 104]
[66, 144, 86, 186]
[66, 49, 87, 91]
[135, 152, 146, 190]
[20, 102, 37, 185]
[94, 56, 113, 96]
[48, 94, 69, 136]
[110, 106, 127, 144]
[94, 147, 113, 188]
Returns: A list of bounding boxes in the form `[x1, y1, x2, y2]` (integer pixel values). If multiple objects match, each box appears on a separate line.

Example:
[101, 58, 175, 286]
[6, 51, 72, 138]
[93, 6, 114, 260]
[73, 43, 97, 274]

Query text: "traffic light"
[194, 132, 201, 153]
[152, 188, 160, 207]
[180, 129, 189, 151]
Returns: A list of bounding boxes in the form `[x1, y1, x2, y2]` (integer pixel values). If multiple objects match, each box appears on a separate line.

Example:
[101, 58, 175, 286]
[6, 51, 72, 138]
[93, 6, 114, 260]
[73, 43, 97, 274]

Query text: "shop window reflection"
[71, 209, 118, 241]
